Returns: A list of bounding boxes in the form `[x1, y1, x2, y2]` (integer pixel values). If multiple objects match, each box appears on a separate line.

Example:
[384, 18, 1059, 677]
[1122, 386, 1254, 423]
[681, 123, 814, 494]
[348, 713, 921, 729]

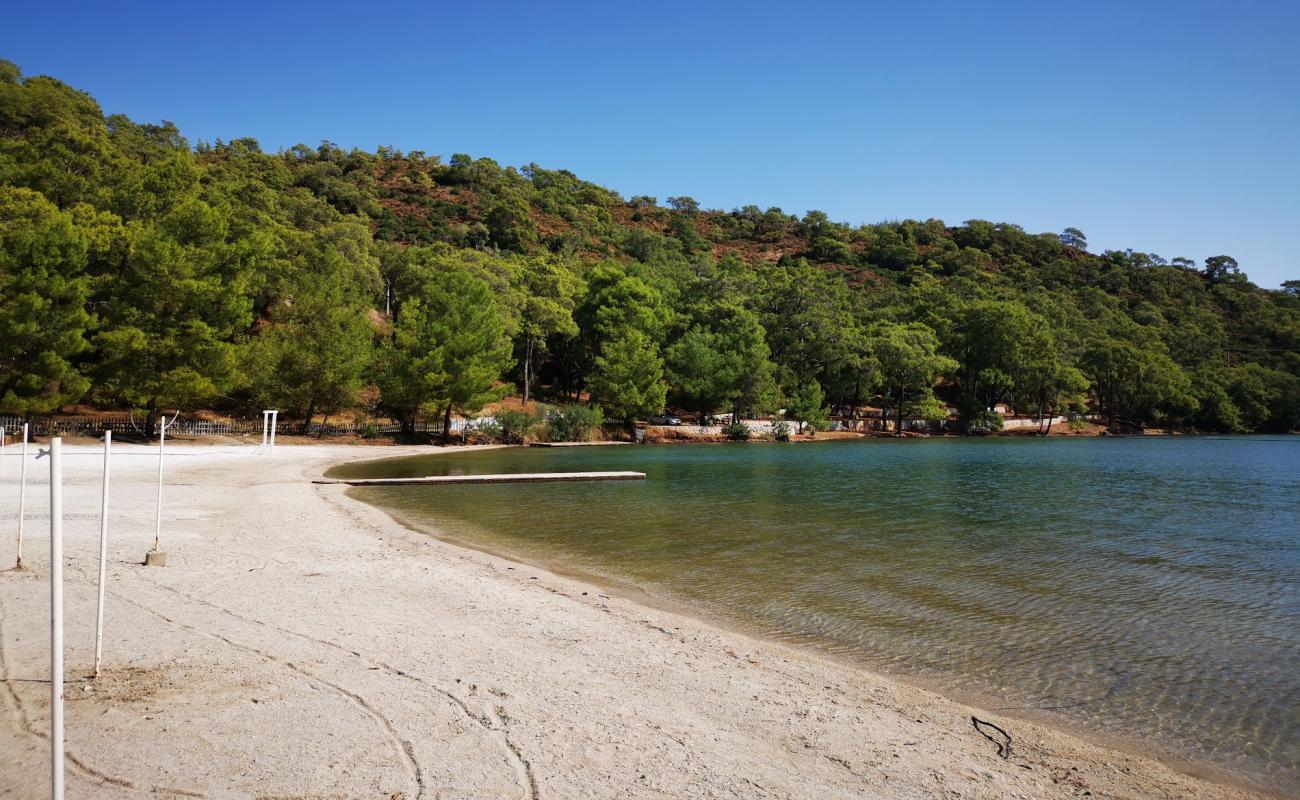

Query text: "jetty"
[314, 471, 645, 486]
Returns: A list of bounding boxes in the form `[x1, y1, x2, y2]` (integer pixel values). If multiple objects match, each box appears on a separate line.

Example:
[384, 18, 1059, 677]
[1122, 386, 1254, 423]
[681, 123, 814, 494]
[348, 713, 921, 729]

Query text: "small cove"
[330, 436, 1300, 793]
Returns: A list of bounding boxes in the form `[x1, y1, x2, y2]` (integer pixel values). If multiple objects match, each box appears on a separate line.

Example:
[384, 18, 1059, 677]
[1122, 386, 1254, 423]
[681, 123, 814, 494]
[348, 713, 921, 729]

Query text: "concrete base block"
[143, 550, 167, 567]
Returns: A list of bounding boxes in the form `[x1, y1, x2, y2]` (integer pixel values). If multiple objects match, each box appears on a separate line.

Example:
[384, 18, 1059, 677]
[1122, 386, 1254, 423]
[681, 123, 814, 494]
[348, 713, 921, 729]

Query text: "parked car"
[648, 415, 683, 425]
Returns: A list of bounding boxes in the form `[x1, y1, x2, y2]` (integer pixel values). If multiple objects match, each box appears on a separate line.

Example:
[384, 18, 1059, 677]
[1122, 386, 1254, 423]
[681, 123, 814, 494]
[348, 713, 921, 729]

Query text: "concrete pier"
[314, 471, 646, 486]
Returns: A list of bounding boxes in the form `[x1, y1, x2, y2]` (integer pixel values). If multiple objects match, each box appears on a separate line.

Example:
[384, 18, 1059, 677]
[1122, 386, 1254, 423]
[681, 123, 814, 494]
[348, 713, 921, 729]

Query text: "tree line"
[2, 61, 1298, 437]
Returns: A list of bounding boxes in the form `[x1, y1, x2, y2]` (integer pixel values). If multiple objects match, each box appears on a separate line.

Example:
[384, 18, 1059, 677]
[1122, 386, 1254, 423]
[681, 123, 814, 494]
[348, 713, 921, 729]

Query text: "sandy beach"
[0, 443, 1276, 799]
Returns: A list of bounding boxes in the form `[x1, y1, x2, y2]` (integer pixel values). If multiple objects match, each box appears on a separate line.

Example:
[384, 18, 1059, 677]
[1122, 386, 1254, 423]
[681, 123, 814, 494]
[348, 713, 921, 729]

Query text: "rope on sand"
[972, 716, 1012, 759]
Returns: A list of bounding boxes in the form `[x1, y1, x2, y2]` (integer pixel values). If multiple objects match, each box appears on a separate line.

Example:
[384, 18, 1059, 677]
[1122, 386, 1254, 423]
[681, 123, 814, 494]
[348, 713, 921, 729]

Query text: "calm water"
[331, 438, 1300, 792]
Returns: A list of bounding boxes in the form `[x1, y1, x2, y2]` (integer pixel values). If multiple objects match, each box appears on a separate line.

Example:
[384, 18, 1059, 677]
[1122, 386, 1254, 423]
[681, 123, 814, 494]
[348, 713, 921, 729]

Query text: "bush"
[545, 405, 604, 442]
[770, 420, 791, 442]
[723, 421, 751, 441]
[1068, 416, 1089, 433]
[466, 420, 501, 444]
[494, 409, 536, 444]
[963, 410, 1004, 435]
[360, 419, 381, 439]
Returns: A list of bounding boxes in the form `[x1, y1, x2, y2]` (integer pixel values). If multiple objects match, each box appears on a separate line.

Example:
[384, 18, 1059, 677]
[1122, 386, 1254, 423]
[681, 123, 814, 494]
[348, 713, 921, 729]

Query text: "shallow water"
[331, 437, 1300, 792]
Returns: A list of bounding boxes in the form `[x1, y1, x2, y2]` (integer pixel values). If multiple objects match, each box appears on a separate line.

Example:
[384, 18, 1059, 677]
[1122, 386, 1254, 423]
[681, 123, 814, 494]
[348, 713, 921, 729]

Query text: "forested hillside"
[2, 61, 1297, 435]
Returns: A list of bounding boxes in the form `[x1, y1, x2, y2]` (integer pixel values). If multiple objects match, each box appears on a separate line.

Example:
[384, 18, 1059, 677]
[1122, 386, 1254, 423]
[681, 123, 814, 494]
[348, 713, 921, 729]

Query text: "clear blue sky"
[5, 1, 1297, 286]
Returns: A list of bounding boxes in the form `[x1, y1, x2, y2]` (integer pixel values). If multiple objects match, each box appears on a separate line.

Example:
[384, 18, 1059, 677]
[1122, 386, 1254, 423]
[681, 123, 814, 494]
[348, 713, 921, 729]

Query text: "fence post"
[49, 437, 65, 800]
[94, 431, 111, 676]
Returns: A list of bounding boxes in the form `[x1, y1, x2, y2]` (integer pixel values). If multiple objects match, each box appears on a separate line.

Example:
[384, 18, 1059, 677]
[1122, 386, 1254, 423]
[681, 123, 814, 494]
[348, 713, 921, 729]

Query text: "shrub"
[466, 420, 501, 444]
[770, 420, 791, 442]
[963, 410, 1004, 435]
[723, 421, 751, 441]
[360, 419, 381, 439]
[545, 405, 604, 442]
[1068, 416, 1089, 432]
[494, 408, 536, 444]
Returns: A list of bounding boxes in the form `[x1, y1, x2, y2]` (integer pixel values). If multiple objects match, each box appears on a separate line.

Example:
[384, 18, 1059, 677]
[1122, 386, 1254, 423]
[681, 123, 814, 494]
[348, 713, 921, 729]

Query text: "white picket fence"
[0, 414, 472, 438]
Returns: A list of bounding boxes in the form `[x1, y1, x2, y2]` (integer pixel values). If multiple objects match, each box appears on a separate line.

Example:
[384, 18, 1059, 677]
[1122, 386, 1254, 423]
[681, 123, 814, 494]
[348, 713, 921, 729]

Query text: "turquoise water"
[330, 437, 1300, 792]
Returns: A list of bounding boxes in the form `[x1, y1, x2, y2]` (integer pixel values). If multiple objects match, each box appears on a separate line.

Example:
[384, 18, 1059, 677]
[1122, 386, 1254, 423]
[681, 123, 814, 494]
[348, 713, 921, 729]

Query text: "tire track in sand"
[111, 590, 425, 800]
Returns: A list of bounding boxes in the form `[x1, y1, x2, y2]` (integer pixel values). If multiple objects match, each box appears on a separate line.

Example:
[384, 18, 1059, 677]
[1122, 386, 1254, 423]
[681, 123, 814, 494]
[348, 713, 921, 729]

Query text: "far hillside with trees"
[1, 60, 1297, 437]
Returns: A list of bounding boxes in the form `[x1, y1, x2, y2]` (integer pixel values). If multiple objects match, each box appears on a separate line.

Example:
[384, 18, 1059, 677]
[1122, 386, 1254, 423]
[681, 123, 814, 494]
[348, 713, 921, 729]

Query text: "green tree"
[0, 187, 93, 414]
[485, 197, 536, 252]
[783, 381, 829, 434]
[569, 262, 671, 398]
[665, 303, 775, 422]
[666, 196, 699, 212]
[870, 322, 957, 436]
[758, 258, 862, 388]
[245, 271, 375, 427]
[92, 199, 263, 436]
[1081, 333, 1195, 429]
[949, 300, 1061, 429]
[1202, 255, 1241, 284]
[517, 257, 581, 402]
[1060, 227, 1087, 250]
[375, 269, 513, 441]
[589, 328, 666, 422]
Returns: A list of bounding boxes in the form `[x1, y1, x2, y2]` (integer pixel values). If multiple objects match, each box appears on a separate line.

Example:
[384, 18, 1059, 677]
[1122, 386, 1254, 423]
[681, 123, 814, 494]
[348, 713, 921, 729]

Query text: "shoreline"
[350, 479, 1289, 800]
[0, 443, 1288, 799]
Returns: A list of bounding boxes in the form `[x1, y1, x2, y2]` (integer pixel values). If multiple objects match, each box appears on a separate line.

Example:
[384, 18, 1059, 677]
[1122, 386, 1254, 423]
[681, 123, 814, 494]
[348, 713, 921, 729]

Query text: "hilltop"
[2, 59, 1298, 435]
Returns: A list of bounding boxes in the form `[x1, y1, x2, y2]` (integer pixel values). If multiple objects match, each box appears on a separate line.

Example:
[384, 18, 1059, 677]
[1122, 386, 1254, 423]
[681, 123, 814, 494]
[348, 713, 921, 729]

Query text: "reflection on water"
[331, 437, 1300, 792]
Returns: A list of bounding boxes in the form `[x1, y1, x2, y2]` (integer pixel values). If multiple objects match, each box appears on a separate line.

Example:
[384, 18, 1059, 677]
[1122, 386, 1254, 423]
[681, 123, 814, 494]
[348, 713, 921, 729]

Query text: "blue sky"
[4, 1, 1297, 286]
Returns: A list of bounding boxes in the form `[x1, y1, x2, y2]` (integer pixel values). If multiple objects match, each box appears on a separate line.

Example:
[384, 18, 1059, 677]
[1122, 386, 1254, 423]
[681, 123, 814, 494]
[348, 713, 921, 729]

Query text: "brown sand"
[0, 444, 1275, 799]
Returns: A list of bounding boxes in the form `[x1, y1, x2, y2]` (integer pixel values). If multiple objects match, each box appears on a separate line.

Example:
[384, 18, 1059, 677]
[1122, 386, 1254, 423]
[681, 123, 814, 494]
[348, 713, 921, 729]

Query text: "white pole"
[153, 416, 167, 552]
[15, 423, 27, 569]
[260, 411, 269, 451]
[93, 431, 111, 677]
[269, 410, 278, 452]
[49, 437, 65, 800]
[1, 425, 6, 477]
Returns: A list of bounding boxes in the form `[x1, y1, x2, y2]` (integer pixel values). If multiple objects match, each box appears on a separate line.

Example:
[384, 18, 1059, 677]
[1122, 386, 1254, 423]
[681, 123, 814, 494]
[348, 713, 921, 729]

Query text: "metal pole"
[94, 431, 111, 677]
[16, 423, 27, 569]
[269, 410, 277, 452]
[153, 415, 167, 552]
[49, 437, 65, 800]
[261, 411, 268, 451]
[1, 425, 6, 477]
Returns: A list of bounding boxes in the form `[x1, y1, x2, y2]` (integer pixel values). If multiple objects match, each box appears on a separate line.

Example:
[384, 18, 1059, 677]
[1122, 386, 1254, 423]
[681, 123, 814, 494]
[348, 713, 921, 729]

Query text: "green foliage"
[666, 302, 776, 421]
[722, 421, 751, 440]
[0, 61, 1295, 437]
[963, 409, 1004, 435]
[493, 408, 538, 444]
[516, 256, 581, 402]
[374, 269, 512, 434]
[244, 270, 374, 420]
[544, 404, 604, 442]
[590, 328, 667, 421]
[0, 187, 93, 414]
[91, 202, 262, 429]
[870, 322, 957, 434]
[784, 381, 830, 434]
[771, 419, 792, 441]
